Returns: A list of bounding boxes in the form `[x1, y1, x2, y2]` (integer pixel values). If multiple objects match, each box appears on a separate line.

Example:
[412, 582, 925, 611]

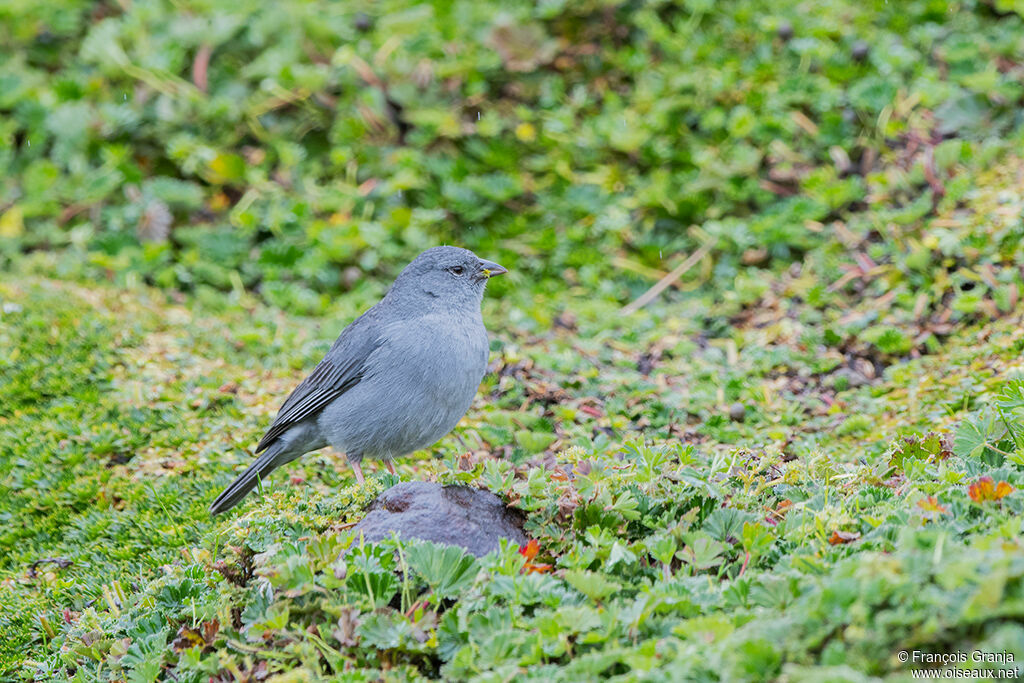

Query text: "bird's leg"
[351, 461, 365, 485]
[385, 460, 396, 475]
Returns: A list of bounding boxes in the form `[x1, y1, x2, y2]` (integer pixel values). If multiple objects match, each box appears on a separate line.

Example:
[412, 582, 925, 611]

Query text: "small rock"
[777, 21, 793, 41]
[729, 403, 746, 422]
[354, 12, 373, 32]
[741, 247, 769, 266]
[851, 41, 870, 62]
[342, 266, 363, 289]
[830, 366, 870, 389]
[351, 481, 527, 557]
[637, 352, 656, 375]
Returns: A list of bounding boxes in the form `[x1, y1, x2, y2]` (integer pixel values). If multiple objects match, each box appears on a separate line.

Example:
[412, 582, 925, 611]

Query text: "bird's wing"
[255, 310, 385, 453]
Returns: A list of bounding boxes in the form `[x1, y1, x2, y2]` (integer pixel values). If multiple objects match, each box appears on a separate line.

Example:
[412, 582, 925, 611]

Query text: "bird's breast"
[396, 316, 489, 403]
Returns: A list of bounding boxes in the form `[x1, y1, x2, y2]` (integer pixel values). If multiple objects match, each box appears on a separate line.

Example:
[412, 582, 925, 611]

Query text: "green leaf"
[357, 611, 412, 650]
[563, 570, 620, 603]
[205, 153, 246, 184]
[607, 541, 638, 569]
[740, 522, 775, 559]
[405, 541, 480, 599]
[515, 430, 557, 453]
[678, 534, 727, 571]
[954, 408, 1007, 466]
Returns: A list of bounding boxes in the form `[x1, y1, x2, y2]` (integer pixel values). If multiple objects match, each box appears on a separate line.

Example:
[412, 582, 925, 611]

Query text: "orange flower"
[967, 476, 1014, 503]
[917, 496, 949, 514]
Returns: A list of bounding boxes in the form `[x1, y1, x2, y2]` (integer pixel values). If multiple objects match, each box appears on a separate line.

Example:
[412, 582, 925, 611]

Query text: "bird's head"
[389, 246, 507, 309]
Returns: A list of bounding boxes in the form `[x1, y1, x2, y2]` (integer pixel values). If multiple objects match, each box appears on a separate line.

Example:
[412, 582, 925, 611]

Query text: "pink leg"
[351, 461, 365, 485]
[385, 460, 396, 475]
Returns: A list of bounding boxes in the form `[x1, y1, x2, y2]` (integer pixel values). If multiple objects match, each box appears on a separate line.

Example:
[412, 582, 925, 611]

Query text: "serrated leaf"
[563, 569, 620, 603]
[405, 541, 479, 599]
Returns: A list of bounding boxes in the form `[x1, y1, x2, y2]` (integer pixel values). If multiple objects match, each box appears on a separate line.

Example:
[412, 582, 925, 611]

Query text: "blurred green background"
[3, 0, 1023, 320]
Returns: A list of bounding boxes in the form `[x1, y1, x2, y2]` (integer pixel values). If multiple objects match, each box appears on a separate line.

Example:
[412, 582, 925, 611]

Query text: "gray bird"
[209, 246, 506, 515]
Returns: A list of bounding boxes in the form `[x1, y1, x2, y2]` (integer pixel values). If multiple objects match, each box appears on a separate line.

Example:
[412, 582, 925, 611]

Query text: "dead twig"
[620, 241, 714, 315]
[28, 557, 73, 578]
[192, 44, 212, 93]
[922, 146, 946, 209]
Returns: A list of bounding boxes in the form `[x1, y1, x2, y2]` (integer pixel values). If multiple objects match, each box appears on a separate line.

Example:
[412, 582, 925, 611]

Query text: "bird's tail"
[209, 442, 289, 515]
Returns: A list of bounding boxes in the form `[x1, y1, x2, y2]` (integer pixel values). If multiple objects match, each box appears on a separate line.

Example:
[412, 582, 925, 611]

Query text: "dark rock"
[851, 40, 870, 62]
[353, 12, 373, 32]
[637, 352, 656, 375]
[777, 21, 793, 42]
[351, 481, 527, 557]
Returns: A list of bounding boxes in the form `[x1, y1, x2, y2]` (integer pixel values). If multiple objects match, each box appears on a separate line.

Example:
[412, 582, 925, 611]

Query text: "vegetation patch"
[3, 0, 1024, 680]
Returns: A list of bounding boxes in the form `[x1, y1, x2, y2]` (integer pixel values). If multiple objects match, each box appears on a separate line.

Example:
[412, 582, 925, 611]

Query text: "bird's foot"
[351, 461, 365, 485]
[385, 460, 396, 476]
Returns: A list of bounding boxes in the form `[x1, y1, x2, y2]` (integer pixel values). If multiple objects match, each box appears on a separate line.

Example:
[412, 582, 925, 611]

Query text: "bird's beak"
[477, 259, 508, 280]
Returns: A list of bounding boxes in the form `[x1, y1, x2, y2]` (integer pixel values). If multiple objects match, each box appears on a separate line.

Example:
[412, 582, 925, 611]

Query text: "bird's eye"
[449, 265, 465, 276]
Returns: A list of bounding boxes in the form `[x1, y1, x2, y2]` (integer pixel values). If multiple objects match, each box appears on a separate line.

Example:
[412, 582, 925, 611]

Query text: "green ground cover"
[3, 0, 1024, 680]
